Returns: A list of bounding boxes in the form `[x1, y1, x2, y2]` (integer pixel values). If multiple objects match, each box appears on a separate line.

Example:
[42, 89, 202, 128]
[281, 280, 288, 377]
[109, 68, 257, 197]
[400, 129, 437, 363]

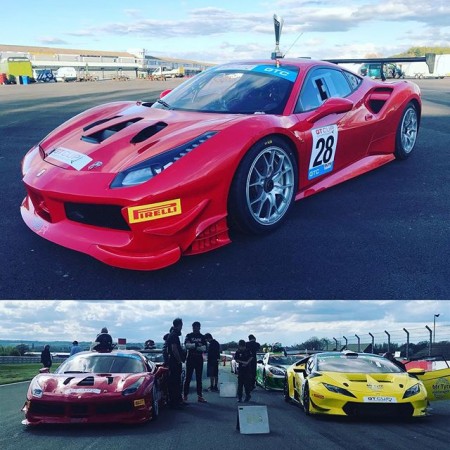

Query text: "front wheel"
[151, 381, 159, 420]
[283, 375, 291, 402]
[394, 103, 419, 160]
[228, 136, 298, 234]
[302, 383, 311, 415]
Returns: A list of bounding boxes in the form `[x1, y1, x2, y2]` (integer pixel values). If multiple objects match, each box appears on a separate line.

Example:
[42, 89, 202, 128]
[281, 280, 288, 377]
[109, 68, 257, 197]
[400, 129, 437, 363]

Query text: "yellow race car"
[284, 351, 450, 418]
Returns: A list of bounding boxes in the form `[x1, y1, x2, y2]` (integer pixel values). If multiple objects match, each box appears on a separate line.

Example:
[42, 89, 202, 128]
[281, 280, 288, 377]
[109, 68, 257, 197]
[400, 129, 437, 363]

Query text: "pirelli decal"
[127, 199, 182, 224]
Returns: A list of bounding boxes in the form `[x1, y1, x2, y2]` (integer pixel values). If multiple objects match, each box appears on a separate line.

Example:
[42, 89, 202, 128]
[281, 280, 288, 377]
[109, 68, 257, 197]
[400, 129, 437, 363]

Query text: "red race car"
[21, 59, 421, 270]
[22, 349, 168, 425]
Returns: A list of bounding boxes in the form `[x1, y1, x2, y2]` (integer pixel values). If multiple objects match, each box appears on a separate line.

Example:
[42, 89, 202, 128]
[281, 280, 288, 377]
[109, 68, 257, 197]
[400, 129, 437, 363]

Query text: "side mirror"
[160, 89, 172, 98]
[407, 368, 426, 376]
[307, 97, 353, 123]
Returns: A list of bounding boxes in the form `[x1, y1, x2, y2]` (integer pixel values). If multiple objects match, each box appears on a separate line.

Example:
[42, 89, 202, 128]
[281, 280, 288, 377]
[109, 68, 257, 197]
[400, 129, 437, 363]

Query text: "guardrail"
[0, 356, 67, 364]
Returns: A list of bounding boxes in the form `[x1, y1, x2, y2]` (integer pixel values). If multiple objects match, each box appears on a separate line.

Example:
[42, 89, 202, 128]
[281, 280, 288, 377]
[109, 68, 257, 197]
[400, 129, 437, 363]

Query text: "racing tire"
[151, 381, 159, 421]
[228, 136, 298, 234]
[302, 383, 311, 416]
[394, 102, 419, 160]
[263, 372, 268, 390]
[283, 375, 291, 403]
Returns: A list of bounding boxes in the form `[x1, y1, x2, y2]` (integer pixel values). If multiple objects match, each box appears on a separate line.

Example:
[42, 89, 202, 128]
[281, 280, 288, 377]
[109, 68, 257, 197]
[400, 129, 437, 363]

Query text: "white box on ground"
[238, 405, 270, 434]
[219, 381, 237, 397]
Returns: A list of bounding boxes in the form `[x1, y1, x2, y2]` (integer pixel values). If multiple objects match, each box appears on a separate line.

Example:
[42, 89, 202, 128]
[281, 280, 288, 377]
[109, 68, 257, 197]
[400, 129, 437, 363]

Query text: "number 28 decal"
[308, 125, 338, 180]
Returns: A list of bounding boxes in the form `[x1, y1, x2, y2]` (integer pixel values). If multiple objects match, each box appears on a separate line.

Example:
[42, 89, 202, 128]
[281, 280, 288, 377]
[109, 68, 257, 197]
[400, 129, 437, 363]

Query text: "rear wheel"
[302, 383, 311, 415]
[394, 103, 418, 160]
[228, 136, 297, 234]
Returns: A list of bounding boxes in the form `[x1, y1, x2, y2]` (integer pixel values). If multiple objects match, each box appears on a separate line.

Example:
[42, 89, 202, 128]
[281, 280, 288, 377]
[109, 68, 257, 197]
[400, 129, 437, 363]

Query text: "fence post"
[425, 325, 432, 356]
[403, 328, 410, 359]
[385, 330, 391, 353]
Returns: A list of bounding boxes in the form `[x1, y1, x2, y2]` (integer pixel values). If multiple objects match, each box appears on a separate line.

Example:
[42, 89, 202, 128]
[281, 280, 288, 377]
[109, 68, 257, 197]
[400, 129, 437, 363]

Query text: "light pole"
[433, 314, 440, 344]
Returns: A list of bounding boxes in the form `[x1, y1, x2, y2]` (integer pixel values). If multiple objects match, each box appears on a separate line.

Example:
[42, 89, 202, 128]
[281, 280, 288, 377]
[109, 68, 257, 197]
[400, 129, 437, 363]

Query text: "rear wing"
[325, 54, 436, 81]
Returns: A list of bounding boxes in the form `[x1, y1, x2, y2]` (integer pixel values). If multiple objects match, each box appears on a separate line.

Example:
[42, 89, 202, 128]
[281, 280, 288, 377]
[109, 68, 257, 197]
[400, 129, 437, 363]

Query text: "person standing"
[204, 333, 220, 392]
[70, 340, 82, 356]
[235, 340, 253, 402]
[93, 327, 113, 352]
[246, 334, 260, 390]
[183, 321, 207, 403]
[40, 345, 52, 370]
[167, 318, 185, 409]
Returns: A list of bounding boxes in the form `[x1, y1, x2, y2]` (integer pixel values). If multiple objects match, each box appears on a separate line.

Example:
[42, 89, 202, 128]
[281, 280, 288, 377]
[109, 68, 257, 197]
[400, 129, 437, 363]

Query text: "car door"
[293, 67, 377, 190]
[412, 367, 450, 401]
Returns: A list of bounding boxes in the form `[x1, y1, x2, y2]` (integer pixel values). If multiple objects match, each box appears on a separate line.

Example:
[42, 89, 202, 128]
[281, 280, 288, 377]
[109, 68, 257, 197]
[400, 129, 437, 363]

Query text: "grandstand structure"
[0, 44, 211, 80]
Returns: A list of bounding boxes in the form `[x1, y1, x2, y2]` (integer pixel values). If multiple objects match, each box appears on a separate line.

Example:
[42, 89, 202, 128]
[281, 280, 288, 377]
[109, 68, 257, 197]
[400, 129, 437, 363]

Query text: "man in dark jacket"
[183, 321, 208, 403]
[246, 334, 260, 390]
[235, 340, 253, 402]
[40, 345, 52, 369]
[167, 318, 186, 409]
[93, 327, 113, 352]
[205, 333, 220, 392]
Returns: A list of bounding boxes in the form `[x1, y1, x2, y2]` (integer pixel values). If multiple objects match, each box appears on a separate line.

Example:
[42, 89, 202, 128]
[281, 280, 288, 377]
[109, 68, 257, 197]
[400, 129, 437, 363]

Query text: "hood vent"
[82, 116, 120, 132]
[130, 121, 168, 144]
[81, 117, 143, 143]
[77, 376, 95, 386]
[63, 377, 75, 385]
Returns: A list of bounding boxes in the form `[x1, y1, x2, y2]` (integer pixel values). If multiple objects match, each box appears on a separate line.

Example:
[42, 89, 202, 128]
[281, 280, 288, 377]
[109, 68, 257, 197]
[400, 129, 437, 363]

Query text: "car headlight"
[322, 382, 356, 398]
[268, 366, 285, 376]
[111, 131, 217, 188]
[122, 376, 145, 396]
[22, 145, 40, 176]
[30, 377, 44, 398]
[403, 383, 421, 399]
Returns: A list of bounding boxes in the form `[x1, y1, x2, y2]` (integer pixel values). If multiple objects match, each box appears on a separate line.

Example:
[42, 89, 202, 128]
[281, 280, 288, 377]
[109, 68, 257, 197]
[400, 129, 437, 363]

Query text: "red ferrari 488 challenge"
[22, 350, 168, 425]
[21, 58, 421, 270]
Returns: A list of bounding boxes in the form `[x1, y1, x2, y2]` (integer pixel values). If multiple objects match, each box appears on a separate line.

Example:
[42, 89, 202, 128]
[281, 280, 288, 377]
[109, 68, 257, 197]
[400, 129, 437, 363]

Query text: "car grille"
[29, 400, 134, 417]
[65, 202, 130, 231]
[343, 402, 414, 417]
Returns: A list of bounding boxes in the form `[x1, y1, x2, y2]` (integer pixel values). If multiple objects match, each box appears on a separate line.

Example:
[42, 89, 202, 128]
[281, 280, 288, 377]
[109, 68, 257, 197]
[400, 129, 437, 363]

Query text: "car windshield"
[152, 63, 298, 115]
[145, 353, 164, 363]
[56, 353, 146, 374]
[268, 356, 297, 365]
[316, 354, 403, 373]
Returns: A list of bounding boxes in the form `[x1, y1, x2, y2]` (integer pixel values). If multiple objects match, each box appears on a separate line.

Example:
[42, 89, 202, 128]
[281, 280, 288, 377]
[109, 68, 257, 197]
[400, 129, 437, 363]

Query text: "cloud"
[0, 300, 447, 347]
[38, 37, 69, 45]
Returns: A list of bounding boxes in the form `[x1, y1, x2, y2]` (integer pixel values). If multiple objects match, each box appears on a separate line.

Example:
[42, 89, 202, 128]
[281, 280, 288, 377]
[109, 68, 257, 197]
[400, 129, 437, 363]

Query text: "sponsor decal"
[88, 161, 103, 170]
[47, 147, 93, 171]
[367, 383, 383, 392]
[31, 217, 49, 235]
[134, 398, 146, 407]
[363, 396, 397, 403]
[431, 377, 450, 399]
[252, 65, 298, 82]
[67, 388, 101, 394]
[127, 199, 182, 224]
[308, 125, 338, 180]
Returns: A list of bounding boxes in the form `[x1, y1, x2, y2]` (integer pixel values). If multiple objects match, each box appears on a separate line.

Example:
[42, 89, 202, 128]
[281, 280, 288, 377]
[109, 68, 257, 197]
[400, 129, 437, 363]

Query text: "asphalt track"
[1, 365, 450, 450]
[1, 78, 449, 299]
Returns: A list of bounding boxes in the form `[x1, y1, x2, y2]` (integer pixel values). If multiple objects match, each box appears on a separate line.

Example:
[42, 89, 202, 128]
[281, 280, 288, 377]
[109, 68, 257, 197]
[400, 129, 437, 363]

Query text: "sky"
[1, 1, 449, 63]
[0, 300, 448, 347]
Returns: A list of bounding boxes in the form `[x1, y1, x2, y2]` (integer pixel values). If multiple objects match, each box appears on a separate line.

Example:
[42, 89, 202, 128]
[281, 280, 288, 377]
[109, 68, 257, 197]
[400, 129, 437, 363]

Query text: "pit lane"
[1, 78, 449, 299]
[1, 365, 449, 450]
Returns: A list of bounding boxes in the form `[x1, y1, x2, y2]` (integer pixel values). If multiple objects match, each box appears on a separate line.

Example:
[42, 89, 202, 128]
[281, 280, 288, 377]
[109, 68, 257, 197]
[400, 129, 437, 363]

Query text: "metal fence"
[317, 324, 450, 358]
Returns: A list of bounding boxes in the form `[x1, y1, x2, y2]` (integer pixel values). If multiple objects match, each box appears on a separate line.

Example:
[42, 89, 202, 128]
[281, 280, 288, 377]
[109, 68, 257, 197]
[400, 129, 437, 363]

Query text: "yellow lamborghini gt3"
[284, 351, 450, 418]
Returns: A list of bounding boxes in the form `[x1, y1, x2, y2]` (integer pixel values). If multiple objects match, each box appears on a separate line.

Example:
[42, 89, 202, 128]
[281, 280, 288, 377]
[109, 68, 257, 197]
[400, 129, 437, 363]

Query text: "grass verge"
[0, 364, 60, 385]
